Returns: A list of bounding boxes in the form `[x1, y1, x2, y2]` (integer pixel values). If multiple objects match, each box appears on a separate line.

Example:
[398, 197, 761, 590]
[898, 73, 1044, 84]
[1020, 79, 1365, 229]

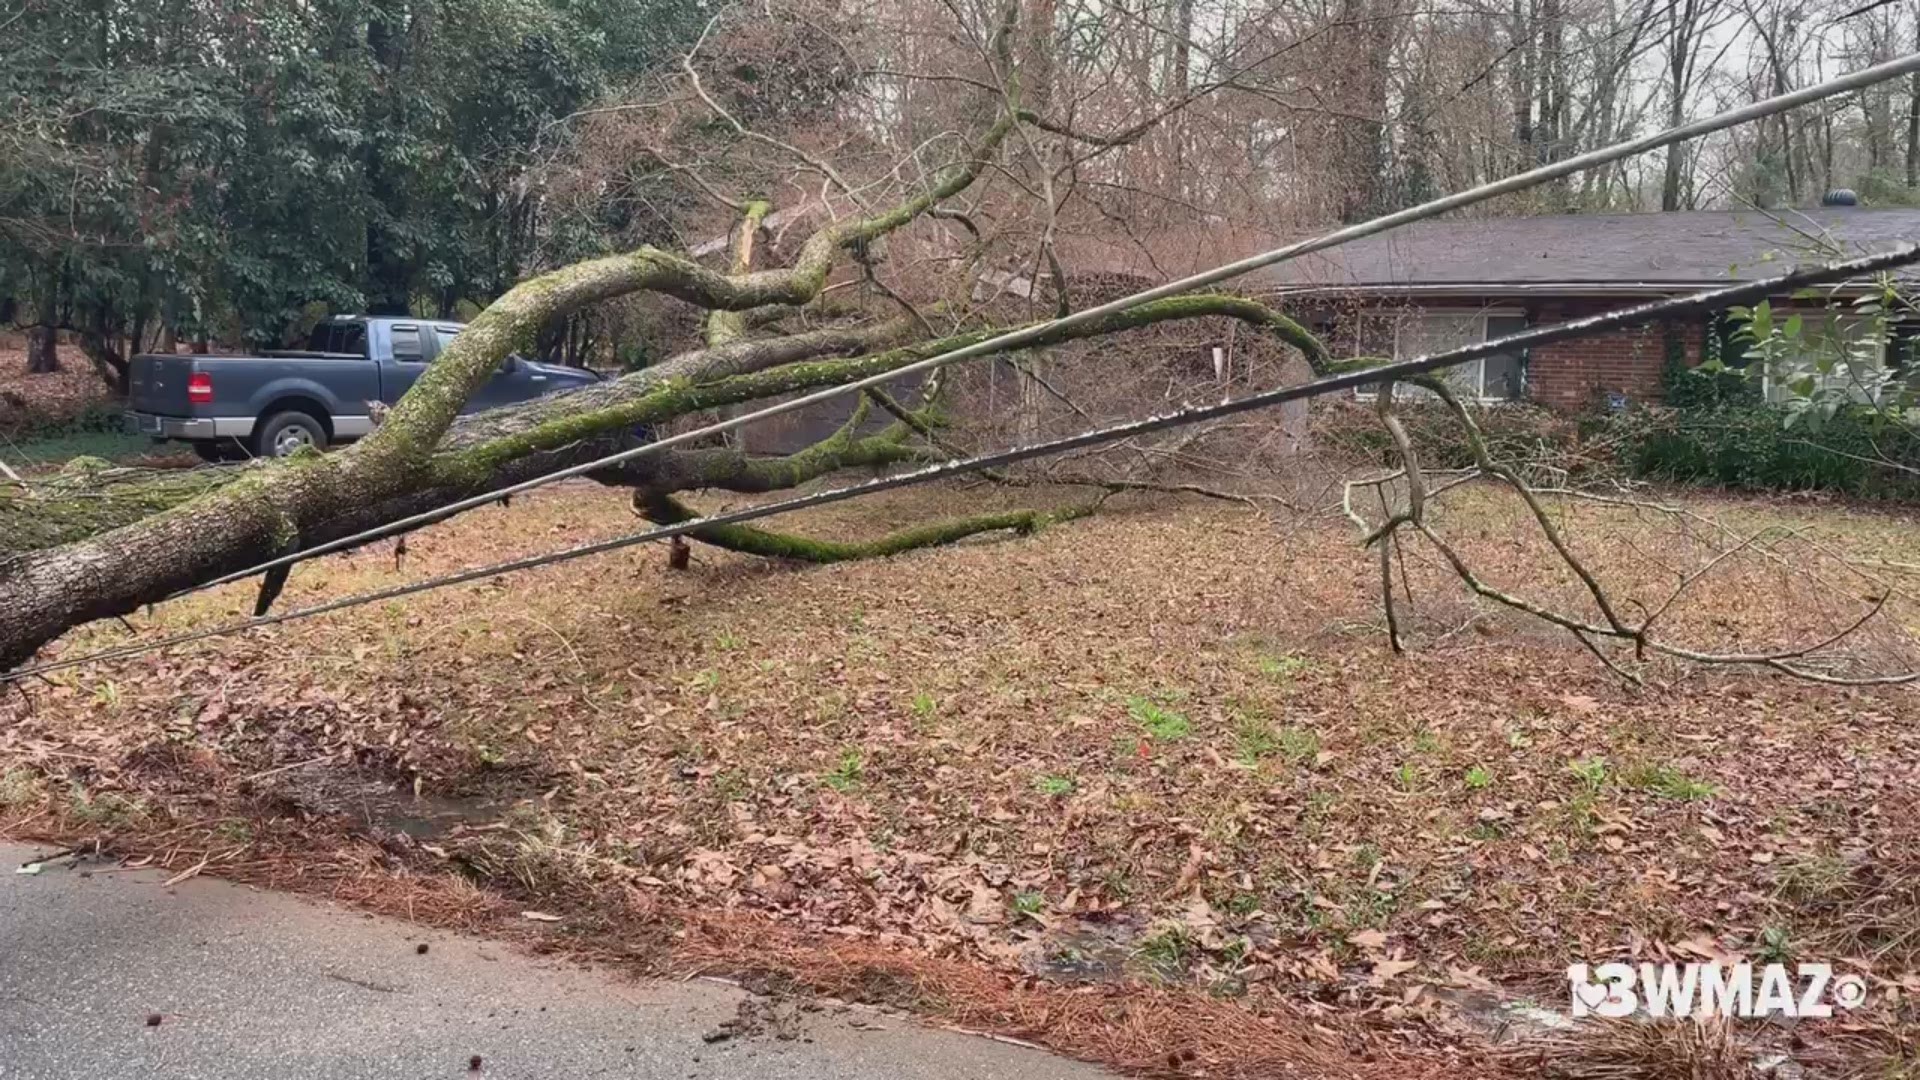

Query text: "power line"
[180, 50, 1920, 600]
[11, 243, 1913, 685]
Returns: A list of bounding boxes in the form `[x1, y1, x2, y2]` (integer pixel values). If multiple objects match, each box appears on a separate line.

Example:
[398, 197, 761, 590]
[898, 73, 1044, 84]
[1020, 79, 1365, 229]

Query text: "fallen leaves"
[8, 479, 1920, 1067]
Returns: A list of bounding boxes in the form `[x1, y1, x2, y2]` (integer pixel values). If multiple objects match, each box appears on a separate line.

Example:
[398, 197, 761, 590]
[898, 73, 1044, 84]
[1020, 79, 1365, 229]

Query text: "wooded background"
[3, 0, 1916, 388]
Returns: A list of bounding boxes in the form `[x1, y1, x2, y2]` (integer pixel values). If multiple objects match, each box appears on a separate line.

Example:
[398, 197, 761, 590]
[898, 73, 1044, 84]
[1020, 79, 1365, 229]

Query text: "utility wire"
[180, 51, 1920, 600]
[10, 244, 1913, 685]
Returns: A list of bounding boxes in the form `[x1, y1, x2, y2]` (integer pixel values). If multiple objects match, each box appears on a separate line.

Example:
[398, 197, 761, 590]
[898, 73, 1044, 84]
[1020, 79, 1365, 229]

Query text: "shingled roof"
[1252, 207, 1920, 295]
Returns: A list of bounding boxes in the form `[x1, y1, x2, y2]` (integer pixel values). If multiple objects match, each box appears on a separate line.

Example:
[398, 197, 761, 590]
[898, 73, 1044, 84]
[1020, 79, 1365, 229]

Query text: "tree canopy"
[0, 0, 706, 380]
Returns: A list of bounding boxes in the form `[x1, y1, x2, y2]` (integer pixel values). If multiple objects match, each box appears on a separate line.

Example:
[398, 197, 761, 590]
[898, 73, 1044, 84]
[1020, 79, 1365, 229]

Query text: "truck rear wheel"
[253, 411, 328, 458]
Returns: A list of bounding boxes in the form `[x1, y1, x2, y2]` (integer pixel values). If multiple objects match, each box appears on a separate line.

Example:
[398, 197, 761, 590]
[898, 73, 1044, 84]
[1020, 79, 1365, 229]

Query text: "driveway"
[0, 842, 1111, 1079]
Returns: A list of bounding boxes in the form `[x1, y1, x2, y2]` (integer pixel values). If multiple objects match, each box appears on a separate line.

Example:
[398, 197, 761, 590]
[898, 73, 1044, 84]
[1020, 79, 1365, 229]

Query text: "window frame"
[388, 323, 426, 364]
[1355, 307, 1528, 403]
[1753, 310, 1892, 406]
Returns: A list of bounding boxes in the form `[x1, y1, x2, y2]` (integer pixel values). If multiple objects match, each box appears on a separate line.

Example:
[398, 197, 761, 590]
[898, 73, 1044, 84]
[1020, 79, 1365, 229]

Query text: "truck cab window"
[391, 325, 425, 363]
[305, 322, 366, 356]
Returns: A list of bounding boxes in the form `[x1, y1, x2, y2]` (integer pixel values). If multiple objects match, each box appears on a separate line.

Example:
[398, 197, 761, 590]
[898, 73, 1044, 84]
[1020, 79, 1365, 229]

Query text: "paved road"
[0, 842, 1108, 1080]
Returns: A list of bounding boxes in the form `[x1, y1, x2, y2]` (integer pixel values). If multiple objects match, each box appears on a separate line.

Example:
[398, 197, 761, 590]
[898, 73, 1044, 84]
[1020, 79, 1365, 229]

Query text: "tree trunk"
[1659, 0, 1690, 212]
[25, 327, 59, 374]
[1907, 13, 1919, 188]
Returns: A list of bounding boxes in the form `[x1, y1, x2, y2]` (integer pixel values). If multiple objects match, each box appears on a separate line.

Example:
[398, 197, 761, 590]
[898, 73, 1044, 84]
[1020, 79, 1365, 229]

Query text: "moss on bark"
[639, 494, 1094, 563]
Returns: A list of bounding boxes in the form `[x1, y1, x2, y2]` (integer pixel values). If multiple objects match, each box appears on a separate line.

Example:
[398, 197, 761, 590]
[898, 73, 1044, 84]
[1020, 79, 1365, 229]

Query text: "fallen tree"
[0, 6, 1331, 669]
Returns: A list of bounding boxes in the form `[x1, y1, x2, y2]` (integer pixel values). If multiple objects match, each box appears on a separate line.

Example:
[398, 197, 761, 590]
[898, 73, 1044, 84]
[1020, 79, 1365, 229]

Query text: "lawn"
[4, 477, 1919, 1077]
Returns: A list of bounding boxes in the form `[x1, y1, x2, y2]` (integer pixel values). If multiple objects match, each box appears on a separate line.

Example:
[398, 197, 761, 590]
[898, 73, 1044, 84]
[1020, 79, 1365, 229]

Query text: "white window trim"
[1355, 308, 1525, 403]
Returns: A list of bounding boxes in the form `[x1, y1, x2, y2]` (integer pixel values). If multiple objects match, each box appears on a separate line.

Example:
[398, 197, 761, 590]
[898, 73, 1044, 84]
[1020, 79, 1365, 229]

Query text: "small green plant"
[1277, 726, 1320, 765]
[1224, 892, 1261, 916]
[1034, 774, 1075, 797]
[1410, 729, 1442, 755]
[1567, 757, 1611, 793]
[1757, 926, 1793, 964]
[1133, 925, 1195, 975]
[911, 692, 937, 719]
[1394, 761, 1420, 791]
[1560, 792, 1601, 837]
[66, 785, 143, 827]
[1301, 789, 1338, 831]
[1257, 653, 1310, 681]
[91, 681, 122, 710]
[691, 669, 722, 692]
[215, 819, 254, 844]
[713, 631, 744, 651]
[1127, 695, 1190, 740]
[1012, 891, 1046, 917]
[1234, 715, 1280, 765]
[1464, 765, 1493, 790]
[1623, 763, 1716, 801]
[0, 769, 44, 808]
[823, 750, 865, 792]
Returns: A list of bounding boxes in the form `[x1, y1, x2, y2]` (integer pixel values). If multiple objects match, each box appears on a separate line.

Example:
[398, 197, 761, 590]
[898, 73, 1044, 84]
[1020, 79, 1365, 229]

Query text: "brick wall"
[1528, 299, 1700, 410]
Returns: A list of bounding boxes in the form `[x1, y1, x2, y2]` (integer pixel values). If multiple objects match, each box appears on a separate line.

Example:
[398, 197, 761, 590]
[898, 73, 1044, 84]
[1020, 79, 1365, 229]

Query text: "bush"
[1662, 365, 1760, 412]
[1611, 404, 1920, 497]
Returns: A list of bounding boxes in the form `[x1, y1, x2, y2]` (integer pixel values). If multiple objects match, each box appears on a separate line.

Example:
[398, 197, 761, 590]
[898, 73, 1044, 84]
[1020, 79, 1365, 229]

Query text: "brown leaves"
[12, 480, 1920, 1074]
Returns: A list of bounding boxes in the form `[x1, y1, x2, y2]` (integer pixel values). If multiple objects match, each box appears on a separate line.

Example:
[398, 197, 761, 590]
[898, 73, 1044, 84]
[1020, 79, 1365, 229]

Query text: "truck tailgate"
[128, 355, 199, 415]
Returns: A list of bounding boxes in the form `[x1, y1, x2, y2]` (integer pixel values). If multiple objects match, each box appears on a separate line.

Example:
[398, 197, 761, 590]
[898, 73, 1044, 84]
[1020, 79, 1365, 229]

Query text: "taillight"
[187, 372, 213, 404]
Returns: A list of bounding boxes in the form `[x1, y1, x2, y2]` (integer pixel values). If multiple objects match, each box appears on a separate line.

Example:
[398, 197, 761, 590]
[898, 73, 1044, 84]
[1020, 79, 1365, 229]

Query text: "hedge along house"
[1055, 199, 1920, 411]
[1242, 199, 1920, 410]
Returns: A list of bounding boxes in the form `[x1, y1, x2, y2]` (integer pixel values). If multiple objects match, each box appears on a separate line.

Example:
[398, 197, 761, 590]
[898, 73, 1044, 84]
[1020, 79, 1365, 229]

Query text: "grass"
[1566, 757, 1610, 792]
[1133, 925, 1196, 977]
[1620, 763, 1717, 801]
[1276, 726, 1319, 766]
[8, 479, 1920, 1071]
[1034, 773, 1076, 797]
[1256, 653, 1311, 681]
[1127, 694, 1191, 740]
[822, 750, 865, 792]
[0, 769, 43, 807]
[4, 427, 155, 467]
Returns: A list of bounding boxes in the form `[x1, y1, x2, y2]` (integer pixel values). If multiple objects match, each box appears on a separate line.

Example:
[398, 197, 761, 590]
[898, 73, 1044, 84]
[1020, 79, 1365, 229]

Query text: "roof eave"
[1259, 279, 1892, 299]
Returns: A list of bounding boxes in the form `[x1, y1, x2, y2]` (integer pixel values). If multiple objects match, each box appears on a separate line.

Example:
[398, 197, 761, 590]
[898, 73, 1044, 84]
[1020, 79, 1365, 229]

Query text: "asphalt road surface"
[0, 842, 1110, 1079]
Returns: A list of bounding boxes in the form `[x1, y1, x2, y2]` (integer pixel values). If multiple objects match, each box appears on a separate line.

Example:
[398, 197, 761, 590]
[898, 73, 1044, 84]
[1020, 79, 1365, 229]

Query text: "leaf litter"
[7, 480, 1920, 1076]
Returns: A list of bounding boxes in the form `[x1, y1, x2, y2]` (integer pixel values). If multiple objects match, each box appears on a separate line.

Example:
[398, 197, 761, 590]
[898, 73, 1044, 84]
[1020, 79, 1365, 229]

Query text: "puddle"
[1020, 920, 1147, 983]
[363, 790, 511, 841]
[267, 769, 515, 842]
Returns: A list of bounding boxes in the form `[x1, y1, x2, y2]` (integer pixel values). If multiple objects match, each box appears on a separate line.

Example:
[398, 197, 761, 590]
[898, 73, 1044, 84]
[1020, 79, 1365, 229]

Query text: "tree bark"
[24, 326, 59, 374]
[1907, 10, 1919, 189]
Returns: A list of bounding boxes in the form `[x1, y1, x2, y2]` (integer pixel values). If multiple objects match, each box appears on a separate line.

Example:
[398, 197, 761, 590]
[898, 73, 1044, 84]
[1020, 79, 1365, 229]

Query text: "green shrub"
[1662, 365, 1761, 412]
[1611, 404, 1920, 497]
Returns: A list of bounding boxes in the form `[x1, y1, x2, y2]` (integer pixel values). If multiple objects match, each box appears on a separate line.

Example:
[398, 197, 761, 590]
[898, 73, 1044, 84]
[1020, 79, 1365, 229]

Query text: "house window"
[1756, 313, 1891, 405]
[1362, 310, 1527, 401]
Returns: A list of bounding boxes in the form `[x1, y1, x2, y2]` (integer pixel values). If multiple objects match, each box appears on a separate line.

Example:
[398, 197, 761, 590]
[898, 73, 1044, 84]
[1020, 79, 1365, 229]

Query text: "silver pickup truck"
[126, 315, 599, 460]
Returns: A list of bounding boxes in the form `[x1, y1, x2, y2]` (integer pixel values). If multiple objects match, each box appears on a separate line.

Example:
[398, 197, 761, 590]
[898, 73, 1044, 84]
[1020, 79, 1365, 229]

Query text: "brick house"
[1053, 202, 1920, 411]
[1241, 202, 1920, 410]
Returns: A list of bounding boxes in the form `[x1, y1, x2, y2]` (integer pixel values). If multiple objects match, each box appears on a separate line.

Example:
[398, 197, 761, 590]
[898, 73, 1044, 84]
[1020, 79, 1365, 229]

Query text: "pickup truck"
[125, 315, 599, 460]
